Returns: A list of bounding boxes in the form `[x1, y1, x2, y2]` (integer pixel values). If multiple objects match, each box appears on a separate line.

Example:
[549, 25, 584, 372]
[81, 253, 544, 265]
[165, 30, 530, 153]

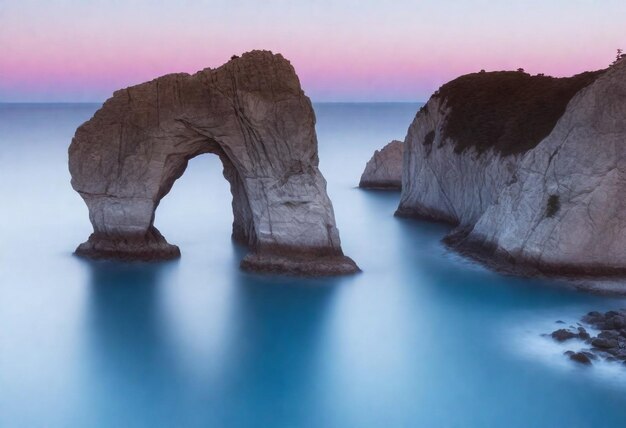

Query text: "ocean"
[1, 102, 625, 427]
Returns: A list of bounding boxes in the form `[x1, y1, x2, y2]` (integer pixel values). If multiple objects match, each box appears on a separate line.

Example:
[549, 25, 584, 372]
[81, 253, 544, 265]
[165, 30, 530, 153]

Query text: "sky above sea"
[1, 0, 625, 102]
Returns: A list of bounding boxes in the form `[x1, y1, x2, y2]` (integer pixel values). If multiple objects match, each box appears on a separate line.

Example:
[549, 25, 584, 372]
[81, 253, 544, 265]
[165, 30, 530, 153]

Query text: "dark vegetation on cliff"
[546, 194, 560, 218]
[422, 130, 435, 146]
[433, 69, 605, 156]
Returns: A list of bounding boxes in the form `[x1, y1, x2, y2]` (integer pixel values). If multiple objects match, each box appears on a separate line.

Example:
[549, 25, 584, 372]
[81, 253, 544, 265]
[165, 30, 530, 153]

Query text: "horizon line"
[0, 100, 427, 105]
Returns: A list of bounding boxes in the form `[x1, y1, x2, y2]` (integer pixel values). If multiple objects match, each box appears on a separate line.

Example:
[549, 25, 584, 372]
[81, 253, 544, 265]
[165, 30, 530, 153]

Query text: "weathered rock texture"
[396, 96, 520, 225]
[394, 60, 626, 277]
[397, 69, 603, 227]
[457, 61, 626, 276]
[69, 51, 358, 275]
[359, 140, 403, 189]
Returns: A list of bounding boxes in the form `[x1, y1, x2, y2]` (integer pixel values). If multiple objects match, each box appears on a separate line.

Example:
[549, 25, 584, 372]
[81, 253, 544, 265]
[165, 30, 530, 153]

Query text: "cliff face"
[457, 60, 626, 275]
[397, 69, 603, 227]
[69, 50, 358, 275]
[396, 97, 520, 226]
[359, 140, 403, 189]
[393, 63, 625, 277]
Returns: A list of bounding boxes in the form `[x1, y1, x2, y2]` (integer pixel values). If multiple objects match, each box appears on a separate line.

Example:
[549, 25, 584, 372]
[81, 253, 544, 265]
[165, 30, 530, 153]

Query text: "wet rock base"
[547, 309, 626, 366]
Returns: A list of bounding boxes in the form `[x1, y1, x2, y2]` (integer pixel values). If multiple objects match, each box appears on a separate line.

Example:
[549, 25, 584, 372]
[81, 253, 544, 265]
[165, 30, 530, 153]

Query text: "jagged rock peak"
[359, 140, 403, 189]
[69, 50, 359, 276]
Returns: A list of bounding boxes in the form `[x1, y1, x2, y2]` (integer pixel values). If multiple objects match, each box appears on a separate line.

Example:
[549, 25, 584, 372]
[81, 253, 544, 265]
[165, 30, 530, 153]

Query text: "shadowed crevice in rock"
[69, 50, 359, 276]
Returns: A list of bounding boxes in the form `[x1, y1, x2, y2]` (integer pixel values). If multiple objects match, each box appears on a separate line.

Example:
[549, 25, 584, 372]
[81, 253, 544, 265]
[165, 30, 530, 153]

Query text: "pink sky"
[1, 0, 624, 102]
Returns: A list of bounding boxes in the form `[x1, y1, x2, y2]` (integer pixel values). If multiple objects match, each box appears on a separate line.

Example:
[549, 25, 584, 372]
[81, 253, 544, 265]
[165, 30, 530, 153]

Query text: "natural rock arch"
[69, 51, 358, 275]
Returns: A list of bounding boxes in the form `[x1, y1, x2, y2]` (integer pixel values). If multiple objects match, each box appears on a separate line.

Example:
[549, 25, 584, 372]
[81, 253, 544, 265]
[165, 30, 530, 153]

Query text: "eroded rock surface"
[392, 60, 626, 278]
[396, 69, 602, 228]
[69, 50, 358, 275]
[396, 97, 521, 225]
[359, 140, 403, 189]
[456, 61, 626, 276]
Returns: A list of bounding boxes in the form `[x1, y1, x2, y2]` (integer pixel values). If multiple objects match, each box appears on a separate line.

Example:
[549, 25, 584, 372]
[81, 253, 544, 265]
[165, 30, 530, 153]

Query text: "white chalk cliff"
[396, 97, 520, 225]
[69, 51, 358, 275]
[461, 59, 626, 275]
[382, 60, 626, 276]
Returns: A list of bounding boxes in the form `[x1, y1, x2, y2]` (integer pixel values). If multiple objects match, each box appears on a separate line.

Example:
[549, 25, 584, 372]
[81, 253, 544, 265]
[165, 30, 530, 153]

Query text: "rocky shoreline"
[441, 229, 626, 294]
[547, 310, 626, 365]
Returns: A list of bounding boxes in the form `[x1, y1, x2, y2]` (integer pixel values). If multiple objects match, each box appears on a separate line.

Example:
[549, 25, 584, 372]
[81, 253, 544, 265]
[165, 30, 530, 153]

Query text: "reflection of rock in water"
[81, 262, 173, 387]
[81, 260, 183, 423]
[213, 275, 339, 423]
[547, 310, 626, 366]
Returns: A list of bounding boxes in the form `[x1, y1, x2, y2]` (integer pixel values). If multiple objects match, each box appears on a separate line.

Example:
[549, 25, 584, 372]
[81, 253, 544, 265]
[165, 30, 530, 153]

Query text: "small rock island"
[359, 140, 403, 189]
[362, 58, 626, 279]
[69, 51, 359, 276]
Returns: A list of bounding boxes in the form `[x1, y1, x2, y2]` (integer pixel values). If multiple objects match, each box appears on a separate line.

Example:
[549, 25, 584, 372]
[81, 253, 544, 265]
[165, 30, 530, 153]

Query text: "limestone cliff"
[359, 140, 403, 189]
[391, 61, 626, 277]
[395, 97, 520, 225]
[455, 60, 626, 276]
[69, 50, 358, 276]
[396, 69, 603, 227]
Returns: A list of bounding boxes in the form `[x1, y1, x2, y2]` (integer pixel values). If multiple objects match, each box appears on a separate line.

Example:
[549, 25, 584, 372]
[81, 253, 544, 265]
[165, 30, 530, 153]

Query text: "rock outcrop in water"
[69, 51, 359, 276]
[375, 59, 626, 278]
[548, 310, 626, 365]
[359, 140, 403, 189]
[396, 68, 604, 227]
[454, 61, 626, 276]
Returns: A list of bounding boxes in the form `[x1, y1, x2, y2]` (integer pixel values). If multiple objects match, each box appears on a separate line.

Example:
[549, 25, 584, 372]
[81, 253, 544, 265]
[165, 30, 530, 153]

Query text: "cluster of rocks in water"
[548, 310, 626, 365]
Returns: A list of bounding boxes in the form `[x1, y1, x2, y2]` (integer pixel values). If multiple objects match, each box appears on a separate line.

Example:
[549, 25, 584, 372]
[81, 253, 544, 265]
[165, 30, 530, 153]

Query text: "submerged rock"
[550, 327, 590, 342]
[577, 327, 591, 340]
[69, 50, 359, 276]
[591, 337, 618, 349]
[550, 309, 626, 365]
[551, 328, 578, 342]
[359, 140, 403, 189]
[568, 352, 593, 365]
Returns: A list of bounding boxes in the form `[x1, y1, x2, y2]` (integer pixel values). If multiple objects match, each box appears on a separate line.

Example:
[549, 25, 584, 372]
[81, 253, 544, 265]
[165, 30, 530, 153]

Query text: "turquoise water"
[1, 103, 626, 427]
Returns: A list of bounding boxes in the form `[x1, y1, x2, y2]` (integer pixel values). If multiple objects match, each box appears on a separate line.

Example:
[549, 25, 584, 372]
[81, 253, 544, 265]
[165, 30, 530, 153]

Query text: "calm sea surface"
[1, 103, 626, 427]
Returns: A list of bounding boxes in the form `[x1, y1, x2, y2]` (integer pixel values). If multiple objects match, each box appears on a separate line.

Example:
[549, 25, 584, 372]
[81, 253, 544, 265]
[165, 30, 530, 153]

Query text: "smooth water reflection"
[1, 103, 626, 427]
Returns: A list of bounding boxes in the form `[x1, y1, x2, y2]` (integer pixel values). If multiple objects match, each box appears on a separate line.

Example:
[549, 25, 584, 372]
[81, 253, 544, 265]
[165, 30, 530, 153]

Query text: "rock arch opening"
[68, 51, 358, 275]
[154, 142, 257, 252]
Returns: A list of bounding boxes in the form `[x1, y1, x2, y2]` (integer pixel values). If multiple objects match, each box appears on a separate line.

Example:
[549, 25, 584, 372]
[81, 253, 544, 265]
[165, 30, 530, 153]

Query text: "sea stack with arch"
[68, 50, 359, 275]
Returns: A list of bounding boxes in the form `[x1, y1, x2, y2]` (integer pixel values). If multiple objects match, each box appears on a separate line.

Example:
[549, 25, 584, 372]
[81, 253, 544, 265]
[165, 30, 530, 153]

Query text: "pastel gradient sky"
[1, 0, 625, 102]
